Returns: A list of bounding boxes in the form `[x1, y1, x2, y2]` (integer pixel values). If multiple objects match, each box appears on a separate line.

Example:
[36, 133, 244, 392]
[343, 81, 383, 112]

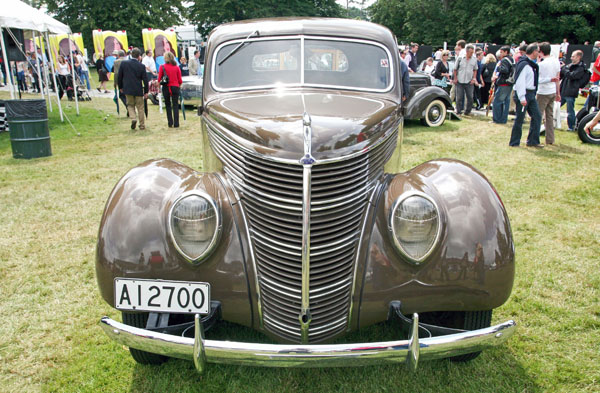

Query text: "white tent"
[0, 0, 76, 120]
[0, 0, 70, 34]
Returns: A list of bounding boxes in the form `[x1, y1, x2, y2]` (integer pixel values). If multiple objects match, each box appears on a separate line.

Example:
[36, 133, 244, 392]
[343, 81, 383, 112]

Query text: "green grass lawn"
[0, 91, 598, 392]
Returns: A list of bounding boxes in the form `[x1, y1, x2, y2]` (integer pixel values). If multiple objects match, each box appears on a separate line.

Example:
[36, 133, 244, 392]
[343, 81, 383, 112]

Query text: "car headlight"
[390, 192, 441, 264]
[169, 192, 220, 263]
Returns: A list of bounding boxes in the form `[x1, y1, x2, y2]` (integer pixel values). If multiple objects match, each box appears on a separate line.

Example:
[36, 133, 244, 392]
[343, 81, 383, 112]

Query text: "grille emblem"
[300, 112, 313, 343]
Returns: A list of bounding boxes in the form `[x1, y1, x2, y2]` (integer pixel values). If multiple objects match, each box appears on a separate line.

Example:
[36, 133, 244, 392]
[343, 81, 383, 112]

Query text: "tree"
[43, 0, 186, 54]
[188, 0, 343, 37]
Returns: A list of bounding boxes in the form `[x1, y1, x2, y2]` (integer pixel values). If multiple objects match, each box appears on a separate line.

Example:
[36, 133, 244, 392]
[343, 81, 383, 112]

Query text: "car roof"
[207, 17, 398, 52]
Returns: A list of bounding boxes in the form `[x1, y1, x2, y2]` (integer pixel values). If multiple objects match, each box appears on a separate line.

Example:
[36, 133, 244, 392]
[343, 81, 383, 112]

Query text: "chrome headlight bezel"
[389, 191, 442, 265]
[168, 191, 221, 264]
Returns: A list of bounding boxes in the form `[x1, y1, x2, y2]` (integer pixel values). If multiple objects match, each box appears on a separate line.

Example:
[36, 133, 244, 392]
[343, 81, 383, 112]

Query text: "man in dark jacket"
[112, 50, 127, 114]
[492, 46, 514, 124]
[117, 47, 149, 130]
[560, 50, 587, 131]
[399, 56, 410, 101]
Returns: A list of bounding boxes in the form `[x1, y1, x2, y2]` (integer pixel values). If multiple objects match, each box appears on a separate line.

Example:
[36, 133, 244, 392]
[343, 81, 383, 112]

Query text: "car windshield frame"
[211, 35, 394, 93]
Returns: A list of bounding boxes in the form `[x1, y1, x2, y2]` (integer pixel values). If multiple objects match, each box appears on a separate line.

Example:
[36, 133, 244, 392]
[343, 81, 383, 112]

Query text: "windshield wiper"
[218, 30, 260, 66]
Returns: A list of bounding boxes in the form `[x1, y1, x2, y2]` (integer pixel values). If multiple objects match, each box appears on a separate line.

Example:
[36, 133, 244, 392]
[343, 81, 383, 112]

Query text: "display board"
[142, 28, 178, 69]
[47, 33, 84, 66]
[92, 29, 128, 73]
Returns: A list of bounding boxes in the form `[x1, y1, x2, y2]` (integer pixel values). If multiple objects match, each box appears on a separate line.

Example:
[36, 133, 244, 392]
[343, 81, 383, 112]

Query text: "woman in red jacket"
[158, 51, 183, 128]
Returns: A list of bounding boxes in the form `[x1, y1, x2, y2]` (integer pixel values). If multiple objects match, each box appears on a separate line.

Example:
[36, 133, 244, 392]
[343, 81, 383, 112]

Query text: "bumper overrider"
[100, 307, 516, 371]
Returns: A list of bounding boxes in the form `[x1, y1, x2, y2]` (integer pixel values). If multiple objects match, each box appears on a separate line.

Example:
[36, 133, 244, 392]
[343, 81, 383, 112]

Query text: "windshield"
[212, 37, 393, 92]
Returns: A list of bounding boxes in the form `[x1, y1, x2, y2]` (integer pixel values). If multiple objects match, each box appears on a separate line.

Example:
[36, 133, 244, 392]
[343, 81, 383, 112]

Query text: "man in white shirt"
[510, 43, 543, 147]
[536, 42, 561, 144]
[453, 44, 478, 115]
[560, 38, 569, 59]
[142, 50, 157, 81]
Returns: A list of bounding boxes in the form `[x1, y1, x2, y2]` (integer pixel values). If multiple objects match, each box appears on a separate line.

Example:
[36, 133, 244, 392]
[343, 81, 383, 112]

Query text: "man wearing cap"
[118, 48, 149, 130]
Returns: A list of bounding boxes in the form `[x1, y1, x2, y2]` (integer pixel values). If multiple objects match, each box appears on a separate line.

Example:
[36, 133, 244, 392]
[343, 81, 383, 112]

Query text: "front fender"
[358, 159, 515, 328]
[404, 86, 452, 120]
[95, 158, 253, 327]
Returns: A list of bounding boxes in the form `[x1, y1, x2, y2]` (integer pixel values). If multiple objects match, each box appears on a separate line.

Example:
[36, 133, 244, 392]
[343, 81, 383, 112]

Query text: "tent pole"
[69, 34, 79, 115]
[0, 27, 15, 99]
[43, 35, 52, 112]
[33, 30, 44, 99]
[46, 31, 63, 122]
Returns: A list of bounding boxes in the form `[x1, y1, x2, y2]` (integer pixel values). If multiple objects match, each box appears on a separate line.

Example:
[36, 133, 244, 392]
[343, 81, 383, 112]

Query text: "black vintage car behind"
[404, 72, 452, 127]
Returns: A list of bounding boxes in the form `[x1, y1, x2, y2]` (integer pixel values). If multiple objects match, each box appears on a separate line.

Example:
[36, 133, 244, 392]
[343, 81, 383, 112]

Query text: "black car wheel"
[121, 312, 168, 365]
[576, 107, 589, 129]
[420, 99, 447, 127]
[577, 112, 600, 144]
[420, 310, 492, 362]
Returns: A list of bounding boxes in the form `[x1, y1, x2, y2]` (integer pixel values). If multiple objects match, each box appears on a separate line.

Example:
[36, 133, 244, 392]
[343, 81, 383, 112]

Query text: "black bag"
[159, 65, 169, 86]
[579, 69, 592, 89]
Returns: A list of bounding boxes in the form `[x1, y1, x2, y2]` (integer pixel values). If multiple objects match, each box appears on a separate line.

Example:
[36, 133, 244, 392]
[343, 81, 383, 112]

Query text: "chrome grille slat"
[208, 122, 398, 342]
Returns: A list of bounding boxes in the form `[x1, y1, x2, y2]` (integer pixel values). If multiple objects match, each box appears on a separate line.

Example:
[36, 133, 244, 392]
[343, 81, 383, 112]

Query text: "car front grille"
[208, 124, 397, 342]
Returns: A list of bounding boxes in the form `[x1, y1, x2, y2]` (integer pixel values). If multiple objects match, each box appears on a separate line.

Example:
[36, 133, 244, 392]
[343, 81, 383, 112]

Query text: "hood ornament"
[300, 112, 315, 166]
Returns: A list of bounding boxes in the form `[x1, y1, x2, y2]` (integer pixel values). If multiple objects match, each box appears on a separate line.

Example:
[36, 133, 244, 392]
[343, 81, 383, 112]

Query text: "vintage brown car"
[97, 18, 516, 371]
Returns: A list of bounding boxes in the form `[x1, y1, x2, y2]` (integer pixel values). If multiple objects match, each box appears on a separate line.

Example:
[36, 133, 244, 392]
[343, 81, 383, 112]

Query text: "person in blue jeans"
[560, 50, 587, 131]
[510, 44, 543, 147]
[492, 46, 514, 124]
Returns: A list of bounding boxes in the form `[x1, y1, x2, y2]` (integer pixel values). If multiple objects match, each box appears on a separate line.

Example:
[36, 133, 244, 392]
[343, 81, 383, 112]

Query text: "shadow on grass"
[125, 321, 541, 393]
[403, 119, 461, 134]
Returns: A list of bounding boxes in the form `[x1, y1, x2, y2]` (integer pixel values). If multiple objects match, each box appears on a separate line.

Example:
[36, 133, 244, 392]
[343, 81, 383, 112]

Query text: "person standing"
[118, 48, 149, 130]
[76, 50, 90, 90]
[560, 50, 587, 131]
[474, 48, 485, 109]
[481, 53, 496, 107]
[433, 50, 452, 86]
[95, 54, 109, 93]
[56, 55, 73, 100]
[158, 51, 183, 128]
[453, 44, 478, 115]
[559, 38, 569, 60]
[510, 43, 542, 147]
[189, 50, 200, 76]
[400, 55, 410, 102]
[407, 43, 419, 72]
[179, 57, 190, 77]
[536, 42, 561, 145]
[492, 46, 514, 124]
[142, 50, 157, 81]
[112, 50, 127, 112]
[592, 41, 600, 63]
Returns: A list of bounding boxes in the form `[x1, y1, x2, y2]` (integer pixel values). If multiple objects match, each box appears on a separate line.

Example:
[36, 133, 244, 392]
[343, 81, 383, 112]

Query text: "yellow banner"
[142, 28, 178, 69]
[47, 33, 85, 67]
[92, 30, 128, 76]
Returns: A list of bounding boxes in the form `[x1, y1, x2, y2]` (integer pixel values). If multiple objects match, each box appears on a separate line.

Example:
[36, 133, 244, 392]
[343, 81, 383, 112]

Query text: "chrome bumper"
[100, 314, 516, 371]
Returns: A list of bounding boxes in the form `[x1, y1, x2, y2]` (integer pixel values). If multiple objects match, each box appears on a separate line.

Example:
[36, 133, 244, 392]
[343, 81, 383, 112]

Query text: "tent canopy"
[0, 0, 70, 34]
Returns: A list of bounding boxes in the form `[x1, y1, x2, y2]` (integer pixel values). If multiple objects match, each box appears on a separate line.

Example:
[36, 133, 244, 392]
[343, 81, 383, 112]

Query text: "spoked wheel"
[578, 112, 600, 144]
[420, 310, 492, 362]
[121, 312, 168, 365]
[420, 99, 447, 127]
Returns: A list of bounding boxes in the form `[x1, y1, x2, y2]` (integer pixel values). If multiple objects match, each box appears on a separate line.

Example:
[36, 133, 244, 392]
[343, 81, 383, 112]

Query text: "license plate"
[114, 278, 210, 315]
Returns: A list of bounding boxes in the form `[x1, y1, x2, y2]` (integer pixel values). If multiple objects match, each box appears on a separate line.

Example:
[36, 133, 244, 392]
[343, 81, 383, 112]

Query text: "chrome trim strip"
[300, 112, 314, 344]
[167, 191, 222, 264]
[211, 35, 394, 93]
[100, 317, 516, 370]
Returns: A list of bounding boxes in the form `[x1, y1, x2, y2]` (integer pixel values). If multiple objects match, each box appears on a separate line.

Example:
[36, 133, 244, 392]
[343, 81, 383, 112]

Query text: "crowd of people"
[402, 38, 595, 147]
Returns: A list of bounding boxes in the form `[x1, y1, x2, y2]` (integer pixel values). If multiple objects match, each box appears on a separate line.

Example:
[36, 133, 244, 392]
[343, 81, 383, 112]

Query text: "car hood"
[203, 91, 401, 162]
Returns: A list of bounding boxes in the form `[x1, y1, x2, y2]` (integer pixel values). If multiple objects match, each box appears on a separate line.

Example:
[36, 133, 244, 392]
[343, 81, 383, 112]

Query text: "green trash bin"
[6, 99, 51, 159]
